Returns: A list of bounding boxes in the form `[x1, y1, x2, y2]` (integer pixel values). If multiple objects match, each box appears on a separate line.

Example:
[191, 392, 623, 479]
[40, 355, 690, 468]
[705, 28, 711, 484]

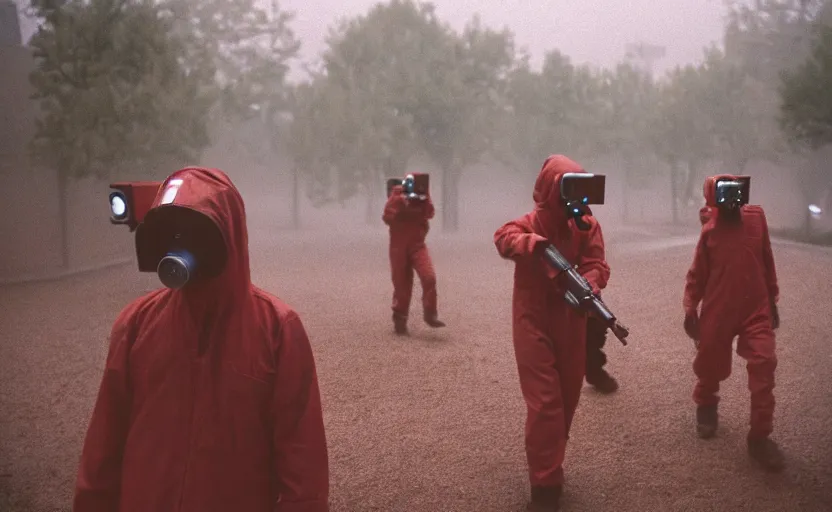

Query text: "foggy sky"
[281, 0, 728, 78]
[14, 0, 728, 77]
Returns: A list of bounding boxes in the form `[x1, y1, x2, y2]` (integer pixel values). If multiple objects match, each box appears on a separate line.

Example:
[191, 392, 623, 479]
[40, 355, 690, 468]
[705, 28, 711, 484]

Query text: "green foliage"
[321, 0, 427, 177]
[697, 46, 776, 167]
[650, 64, 713, 167]
[780, 25, 832, 149]
[723, 0, 828, 161]
[504, 52, 596, 167]
[291, 0, 514, 220]
[597, 62, 659, 184]
[422, 14, 515, 171]
[26, 0, 832, 227]
[281, 0, 832, 225]
[158, 0, 301, 122]
[28, 0, 211, 180]
[723, 0, 824, 81]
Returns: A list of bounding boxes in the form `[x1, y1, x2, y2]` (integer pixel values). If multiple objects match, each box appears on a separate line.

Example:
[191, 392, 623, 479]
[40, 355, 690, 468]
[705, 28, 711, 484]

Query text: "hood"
[699, 206, 714, 226]
[531, 155, 588, 239]
[136, 167, 251, 309]
[703, 174, 738, 208]
[533, 155, 587, 210]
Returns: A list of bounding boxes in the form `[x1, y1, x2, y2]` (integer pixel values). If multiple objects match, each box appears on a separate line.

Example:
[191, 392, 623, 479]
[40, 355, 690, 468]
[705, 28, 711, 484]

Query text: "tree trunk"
[620, 153, 631, 224]
[291, 165, 300, 230]
[441, 165, 461, 232]
[669, 160, 680, 225]
[57, 170, 70, 268]
[684, 160, 699, 206]
[621, 177, 630, 223]
[365, 172, 378, 225]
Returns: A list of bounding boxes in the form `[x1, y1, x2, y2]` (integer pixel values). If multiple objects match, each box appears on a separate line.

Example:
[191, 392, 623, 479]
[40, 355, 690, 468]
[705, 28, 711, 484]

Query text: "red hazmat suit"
[684, 174, 780, 440]
[494, 155, 610, 488]
[382, 185, 438, 318]
[74, 168, 329, 512]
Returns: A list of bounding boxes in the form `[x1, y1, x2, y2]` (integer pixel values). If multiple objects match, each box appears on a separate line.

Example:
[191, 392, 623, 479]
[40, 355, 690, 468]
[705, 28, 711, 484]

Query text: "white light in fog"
[110, 194, 127, 217]
[809, 204, 822, 217]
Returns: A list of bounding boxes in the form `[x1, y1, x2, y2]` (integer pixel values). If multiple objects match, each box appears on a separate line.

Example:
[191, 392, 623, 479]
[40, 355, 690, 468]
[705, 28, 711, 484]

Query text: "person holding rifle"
[494, 155, 627, 512]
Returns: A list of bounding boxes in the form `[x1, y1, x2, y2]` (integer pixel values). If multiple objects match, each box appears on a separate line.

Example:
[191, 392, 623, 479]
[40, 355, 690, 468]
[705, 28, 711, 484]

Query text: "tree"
[159, 0, 300, 121]
[501, 52, 551, 171]
[285, 80, 329, 228]
[312, 0, 514, 230]
[719, 0, 826, 166]
[319, 3, 422, 222]
[722, 0, 832, 206]
[779, 24, 832, 205]
[650, 64, 716, 223]
[723, 0, 825, 82]
[682, 45, 783, 193]
[412, 14, 514, 230]
[780, 25, 832, 149]
[597, 62, 660, 221]
[28, 0, 210, 268]
[156, 0, 300, 180]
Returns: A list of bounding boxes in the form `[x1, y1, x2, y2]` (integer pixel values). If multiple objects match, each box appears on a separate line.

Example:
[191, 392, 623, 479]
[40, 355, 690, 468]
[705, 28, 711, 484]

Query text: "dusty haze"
[282, 0, 725, 78]
[15, 0, 727, 77]
[2, 1, 832, 512]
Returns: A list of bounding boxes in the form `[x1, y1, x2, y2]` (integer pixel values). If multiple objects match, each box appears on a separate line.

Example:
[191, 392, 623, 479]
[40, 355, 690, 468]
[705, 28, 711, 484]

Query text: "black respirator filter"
[157, 249, 198, 290]
[560, 173, 606, 231]
[135, 206, 227, 289]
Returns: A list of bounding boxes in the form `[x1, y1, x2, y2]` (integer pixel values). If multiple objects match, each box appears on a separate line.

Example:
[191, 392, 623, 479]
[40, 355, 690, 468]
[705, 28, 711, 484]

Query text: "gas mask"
[135, 206, 227, 290]
[157, 241, 199, 290]
[386, 173, 430, 201]
[708, 175, 750, 222]
[402, 174, 419, 200]
[714, 179, 748, 210]
[559, 172, 606, 231]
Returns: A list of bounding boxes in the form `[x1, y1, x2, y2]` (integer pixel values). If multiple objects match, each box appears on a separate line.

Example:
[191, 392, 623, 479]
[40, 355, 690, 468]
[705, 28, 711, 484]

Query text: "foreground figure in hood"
[382, 174, 446, 335]
[683, 174, 784, 472]
[494, 155, 611, 511]
[73, 168, 329, 511]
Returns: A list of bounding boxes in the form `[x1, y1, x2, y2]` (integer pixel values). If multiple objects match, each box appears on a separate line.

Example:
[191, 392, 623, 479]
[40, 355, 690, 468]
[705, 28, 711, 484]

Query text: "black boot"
[423, 310, 446, 328]
[586, 369, 619, 394]
[696, 404, 718, 439]
[527, 485, 562, 512]
[393, 313, 408, 335]
[748, 436, 785, 472]
[585, 317, 615, 393]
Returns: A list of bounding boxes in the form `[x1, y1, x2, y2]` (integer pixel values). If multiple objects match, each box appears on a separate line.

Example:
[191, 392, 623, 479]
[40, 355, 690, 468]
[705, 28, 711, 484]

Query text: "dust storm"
[1, 1, 832, 511]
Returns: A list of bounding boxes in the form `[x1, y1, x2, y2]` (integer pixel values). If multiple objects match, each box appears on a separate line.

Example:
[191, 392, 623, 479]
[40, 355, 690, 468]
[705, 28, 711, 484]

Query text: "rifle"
[541, 244, 630, 345]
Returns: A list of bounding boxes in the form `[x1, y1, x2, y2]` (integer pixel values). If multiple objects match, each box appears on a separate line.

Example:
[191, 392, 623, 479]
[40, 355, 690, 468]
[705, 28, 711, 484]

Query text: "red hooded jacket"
[493, 155, 610, 487]
[684, 174, 779, 316]
[495, 155, 609, 293]
[74, 168, 329, 512]
[382, 185, 435, 243]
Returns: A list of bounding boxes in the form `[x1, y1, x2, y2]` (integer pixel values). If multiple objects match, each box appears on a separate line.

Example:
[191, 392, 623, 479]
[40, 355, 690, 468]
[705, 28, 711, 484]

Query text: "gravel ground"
[1, 225, 831, 512]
